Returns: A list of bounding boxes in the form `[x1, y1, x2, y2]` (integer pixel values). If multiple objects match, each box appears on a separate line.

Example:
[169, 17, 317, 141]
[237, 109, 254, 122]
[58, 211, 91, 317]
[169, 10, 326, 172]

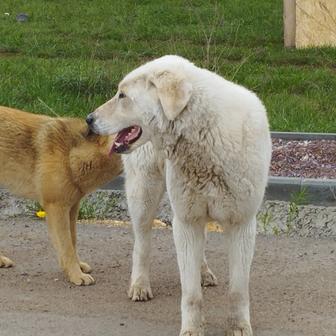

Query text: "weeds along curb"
[1, 190, 335, 238]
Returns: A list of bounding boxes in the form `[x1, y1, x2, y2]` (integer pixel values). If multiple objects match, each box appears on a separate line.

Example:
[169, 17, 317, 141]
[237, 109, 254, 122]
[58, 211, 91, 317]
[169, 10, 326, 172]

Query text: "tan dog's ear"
[149, 71, 192, 121]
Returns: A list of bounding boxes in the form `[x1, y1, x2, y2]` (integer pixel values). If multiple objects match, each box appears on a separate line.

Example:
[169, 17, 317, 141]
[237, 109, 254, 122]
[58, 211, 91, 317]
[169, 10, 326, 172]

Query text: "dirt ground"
[0, 217, 335, 336]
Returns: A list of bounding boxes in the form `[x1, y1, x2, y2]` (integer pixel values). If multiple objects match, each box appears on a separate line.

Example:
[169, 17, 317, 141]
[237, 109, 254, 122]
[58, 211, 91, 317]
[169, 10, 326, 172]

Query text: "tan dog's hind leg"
[69, 201, 92, 274]
[0, 255, 14, 268]
[45, 203, 95, 286]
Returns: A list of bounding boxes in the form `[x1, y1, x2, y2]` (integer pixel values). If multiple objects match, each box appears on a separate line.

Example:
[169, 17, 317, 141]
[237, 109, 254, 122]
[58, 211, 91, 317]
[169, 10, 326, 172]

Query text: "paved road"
[0, 218, 335, 336]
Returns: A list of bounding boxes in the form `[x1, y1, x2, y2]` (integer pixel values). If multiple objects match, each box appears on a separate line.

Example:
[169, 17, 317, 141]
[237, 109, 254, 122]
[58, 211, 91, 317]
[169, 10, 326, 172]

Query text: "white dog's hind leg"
[201, 255, 218, 287]
[201, 228, 218, 287]
[226, 216, 256, 336]
[173, 217, 206, 336]
[126, 169, 165, 301]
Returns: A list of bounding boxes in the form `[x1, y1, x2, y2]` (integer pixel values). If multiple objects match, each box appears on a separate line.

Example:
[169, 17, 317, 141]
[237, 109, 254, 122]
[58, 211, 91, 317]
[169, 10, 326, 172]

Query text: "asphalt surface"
[0, 218, 335, 336]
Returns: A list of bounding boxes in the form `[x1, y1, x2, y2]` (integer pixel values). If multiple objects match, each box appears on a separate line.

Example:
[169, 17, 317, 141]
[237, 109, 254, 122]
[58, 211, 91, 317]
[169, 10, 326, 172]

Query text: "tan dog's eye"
[119, 92, 126, 99]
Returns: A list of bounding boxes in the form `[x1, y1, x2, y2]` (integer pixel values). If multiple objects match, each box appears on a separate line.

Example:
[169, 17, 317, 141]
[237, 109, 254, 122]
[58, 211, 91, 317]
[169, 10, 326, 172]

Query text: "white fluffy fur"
[90, 55, 272, 336]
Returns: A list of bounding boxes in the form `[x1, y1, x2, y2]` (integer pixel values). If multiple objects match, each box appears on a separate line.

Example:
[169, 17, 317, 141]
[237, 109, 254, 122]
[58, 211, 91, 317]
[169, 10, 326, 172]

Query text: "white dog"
[87, 55, 271, 336]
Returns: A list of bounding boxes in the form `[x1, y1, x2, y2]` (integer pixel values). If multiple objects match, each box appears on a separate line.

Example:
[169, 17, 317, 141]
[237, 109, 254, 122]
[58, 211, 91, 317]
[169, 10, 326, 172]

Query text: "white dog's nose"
[86, 113, 95, 126]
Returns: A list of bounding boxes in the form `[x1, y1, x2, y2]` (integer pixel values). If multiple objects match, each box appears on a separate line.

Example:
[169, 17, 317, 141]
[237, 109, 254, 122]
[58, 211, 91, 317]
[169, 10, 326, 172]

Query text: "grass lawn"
[0, 0, 335, 132]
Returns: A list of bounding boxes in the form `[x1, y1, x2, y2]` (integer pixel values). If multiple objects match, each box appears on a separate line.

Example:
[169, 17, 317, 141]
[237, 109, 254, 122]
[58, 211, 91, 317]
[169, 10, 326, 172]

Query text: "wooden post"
[283, 0, 296, 47]
[296, 0, 336, 48]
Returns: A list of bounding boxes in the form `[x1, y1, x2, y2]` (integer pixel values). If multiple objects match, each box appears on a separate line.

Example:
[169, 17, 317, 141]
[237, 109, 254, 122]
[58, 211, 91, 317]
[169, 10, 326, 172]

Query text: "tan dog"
[0, 106, 122, 285]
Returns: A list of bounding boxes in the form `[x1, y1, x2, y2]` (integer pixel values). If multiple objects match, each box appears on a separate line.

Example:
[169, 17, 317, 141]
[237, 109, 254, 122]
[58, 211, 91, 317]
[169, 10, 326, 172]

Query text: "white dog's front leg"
[226, 217, 256, 336]
[173, 217, 206, 336]
[126, 172, 165, 302]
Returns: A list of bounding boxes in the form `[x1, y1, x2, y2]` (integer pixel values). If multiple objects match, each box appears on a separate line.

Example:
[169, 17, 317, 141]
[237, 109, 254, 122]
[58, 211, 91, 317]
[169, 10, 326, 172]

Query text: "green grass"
[0, 0, 335, 131]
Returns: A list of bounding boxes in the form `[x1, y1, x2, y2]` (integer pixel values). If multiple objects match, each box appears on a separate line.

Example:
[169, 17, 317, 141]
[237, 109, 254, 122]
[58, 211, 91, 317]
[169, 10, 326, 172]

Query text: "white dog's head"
[86, 56, 193, 154]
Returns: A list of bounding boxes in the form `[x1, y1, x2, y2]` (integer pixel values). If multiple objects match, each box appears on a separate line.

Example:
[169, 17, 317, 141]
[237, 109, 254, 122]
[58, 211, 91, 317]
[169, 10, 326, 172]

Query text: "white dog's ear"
[149, 71, 192, 121]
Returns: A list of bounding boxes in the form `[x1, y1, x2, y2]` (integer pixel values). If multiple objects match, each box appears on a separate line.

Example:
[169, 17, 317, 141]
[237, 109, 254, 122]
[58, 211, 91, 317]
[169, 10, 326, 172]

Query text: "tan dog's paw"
[201, 267, 218, 287]
[69, 270, 95, 286]
[80, 261, 92, 274]
[128, 281, 153, 301]
[0, 256, 14, 268]
[226, 320, 252, 336]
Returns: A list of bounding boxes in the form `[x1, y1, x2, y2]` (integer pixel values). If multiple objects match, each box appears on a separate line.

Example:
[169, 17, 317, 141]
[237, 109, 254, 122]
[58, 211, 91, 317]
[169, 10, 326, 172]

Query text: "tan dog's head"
[86, 56, 193, 154]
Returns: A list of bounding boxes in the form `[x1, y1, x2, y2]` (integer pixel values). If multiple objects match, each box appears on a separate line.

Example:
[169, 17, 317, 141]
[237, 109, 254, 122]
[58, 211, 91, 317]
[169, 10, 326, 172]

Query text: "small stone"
[16, 13, 29, 22]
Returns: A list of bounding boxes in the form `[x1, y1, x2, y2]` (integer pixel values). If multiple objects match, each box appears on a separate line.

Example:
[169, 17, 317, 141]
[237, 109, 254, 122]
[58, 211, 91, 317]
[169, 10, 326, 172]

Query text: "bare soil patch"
[0, 218, 335, 336]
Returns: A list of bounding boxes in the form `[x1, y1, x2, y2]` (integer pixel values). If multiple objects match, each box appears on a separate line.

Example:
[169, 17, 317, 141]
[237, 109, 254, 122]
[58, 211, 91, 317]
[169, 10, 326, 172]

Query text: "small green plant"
[258, 208, 273, 233]
[26, 200, 43, 214]
[78, 198, 98, 220]
[272, 225, 280, 236]
[290, 187, 309, 205]
[285, 201, 299, 234]
[78, 193, 118, 220]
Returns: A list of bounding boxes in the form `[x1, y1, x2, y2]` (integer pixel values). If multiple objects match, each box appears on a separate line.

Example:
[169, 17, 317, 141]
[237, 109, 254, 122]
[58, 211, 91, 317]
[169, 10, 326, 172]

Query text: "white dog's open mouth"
[111, 126, 142, 154]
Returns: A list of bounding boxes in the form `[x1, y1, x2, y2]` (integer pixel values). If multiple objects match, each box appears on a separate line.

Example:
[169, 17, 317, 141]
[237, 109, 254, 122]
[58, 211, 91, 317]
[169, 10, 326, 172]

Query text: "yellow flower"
[36, 210, 47, 218]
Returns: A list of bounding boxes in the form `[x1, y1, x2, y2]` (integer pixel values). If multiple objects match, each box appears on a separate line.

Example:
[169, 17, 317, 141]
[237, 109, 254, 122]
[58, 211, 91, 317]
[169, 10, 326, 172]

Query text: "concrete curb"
[266, 177, 336, 206]
[1, 190, 335, 238]
[271, 131, 336, 140]
[101, 175, 336, 206]
[268, 131, 336, 205]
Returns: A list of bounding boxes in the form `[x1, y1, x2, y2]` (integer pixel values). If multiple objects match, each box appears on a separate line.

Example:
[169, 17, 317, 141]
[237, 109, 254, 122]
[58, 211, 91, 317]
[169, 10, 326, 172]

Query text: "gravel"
[271, 138, 336, 179]
[1, 190, 335, 238]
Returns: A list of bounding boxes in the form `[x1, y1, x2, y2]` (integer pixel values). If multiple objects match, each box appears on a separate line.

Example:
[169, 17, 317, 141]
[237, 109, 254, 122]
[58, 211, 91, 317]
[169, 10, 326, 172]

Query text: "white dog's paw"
[0, 256, 14, 268]
[201, 267, 218, 287]
[180, 328, 204, 336]
[226, 320, 252, 336]
[128, 279, 153, 301]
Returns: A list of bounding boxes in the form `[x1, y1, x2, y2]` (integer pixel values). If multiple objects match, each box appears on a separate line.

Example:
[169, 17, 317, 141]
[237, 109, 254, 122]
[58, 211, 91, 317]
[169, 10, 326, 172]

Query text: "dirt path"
[0, 218, 335, 336]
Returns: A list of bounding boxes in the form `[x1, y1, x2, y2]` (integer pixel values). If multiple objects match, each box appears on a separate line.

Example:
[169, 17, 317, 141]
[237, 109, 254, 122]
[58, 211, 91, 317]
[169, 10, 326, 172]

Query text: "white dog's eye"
[119, 92, 126, 99]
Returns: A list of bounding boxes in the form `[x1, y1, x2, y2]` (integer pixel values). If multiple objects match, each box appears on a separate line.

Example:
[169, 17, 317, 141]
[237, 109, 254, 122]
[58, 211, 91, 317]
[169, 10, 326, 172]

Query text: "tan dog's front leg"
[69, 201, 92, 274]
[45, 203, 95, 286]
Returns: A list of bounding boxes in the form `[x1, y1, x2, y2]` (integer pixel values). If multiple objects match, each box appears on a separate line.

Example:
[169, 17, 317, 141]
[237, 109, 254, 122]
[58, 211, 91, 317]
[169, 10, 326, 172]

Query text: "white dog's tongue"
[110, 126, 142, 154]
